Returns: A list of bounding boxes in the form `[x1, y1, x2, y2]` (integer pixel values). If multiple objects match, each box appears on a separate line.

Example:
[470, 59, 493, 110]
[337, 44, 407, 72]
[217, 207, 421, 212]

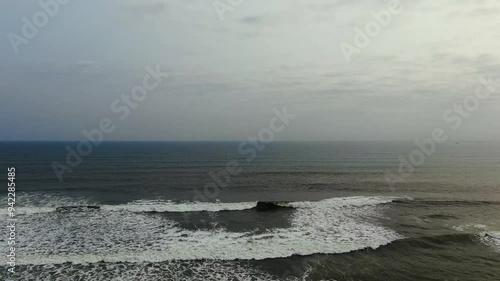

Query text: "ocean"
[1, 141, 499, 280]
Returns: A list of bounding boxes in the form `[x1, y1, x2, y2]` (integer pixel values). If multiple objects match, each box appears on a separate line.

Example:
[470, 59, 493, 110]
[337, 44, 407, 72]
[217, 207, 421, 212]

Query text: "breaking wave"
[14, 194, 400, 215]
[2, 196, 402, 266]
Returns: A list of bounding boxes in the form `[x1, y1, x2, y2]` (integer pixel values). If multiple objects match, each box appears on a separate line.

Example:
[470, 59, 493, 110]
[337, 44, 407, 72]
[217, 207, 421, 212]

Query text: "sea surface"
[1, 141, 499, 281]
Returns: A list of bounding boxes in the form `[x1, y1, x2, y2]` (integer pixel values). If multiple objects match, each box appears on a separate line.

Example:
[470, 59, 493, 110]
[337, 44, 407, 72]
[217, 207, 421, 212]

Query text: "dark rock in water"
[56, 206, 100, 213]
[255, 201, 291, 212]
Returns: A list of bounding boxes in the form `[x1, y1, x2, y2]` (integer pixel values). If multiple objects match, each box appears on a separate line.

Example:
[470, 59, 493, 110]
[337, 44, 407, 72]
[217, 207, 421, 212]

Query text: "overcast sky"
[1, 0, 499, 141]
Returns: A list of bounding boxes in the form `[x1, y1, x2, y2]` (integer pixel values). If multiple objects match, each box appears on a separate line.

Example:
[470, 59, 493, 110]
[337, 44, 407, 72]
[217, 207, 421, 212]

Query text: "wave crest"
[8, 196, 402, 266]
[14, 196, 401, 215]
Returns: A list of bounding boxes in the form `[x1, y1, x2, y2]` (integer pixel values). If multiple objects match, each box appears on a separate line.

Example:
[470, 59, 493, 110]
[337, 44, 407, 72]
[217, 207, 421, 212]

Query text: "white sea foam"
[14, 192, 94, 215]
[2, 196, 402, 266]
[14, 195, 398, 215]
[102, 200, 258, 213]
[13, 260, 316, 281]
[15, 192, 94, 207]
[451, 223, 500, 252]
[480, 231, 500, 252]
[14, 201, 257, 215]
[287, 196, 397, 208]
[452, 223, 489, 232]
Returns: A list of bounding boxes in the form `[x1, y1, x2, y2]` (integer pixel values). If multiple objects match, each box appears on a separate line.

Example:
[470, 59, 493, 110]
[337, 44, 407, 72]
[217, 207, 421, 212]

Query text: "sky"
[1, 0, 500, 141]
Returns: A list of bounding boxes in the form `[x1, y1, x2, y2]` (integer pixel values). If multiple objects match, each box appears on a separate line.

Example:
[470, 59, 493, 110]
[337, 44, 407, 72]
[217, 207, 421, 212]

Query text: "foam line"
[14, 196, 401, 215]
[5, 196, 402, 266]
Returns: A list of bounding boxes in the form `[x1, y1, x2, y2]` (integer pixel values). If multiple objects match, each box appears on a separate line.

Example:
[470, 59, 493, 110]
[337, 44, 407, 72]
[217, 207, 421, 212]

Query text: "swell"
[392, 199, 500, 207]
[281, 232, 500, 259]
[368, 232, 500, 253]
[393, 233, 481, 248]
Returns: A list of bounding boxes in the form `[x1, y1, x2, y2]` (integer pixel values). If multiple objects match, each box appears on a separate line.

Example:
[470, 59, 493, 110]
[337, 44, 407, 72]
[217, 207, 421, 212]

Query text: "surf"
[7, 196, 403, 266]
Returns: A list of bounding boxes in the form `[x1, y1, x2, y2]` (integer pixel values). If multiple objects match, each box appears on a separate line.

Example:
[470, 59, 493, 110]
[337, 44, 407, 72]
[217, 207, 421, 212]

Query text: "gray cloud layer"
[1, 0, 499, 141]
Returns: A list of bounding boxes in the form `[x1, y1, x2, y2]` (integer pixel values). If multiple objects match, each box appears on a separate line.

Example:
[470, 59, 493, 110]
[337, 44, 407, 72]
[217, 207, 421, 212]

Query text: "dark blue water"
[1, 141, 499, 280]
